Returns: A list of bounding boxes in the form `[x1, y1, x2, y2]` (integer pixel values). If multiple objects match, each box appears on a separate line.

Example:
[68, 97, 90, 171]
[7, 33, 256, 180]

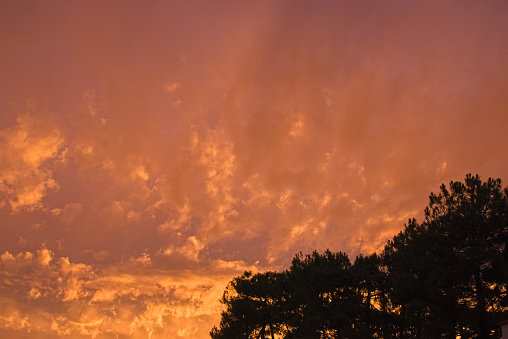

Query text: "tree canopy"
[211, 174, 508, 338]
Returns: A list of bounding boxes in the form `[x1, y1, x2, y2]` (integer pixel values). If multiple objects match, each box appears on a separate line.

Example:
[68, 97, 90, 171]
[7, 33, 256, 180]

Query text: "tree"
[211, 174, 508, 339]
[383, 218, 434, 338]
[287, 250, 360, 338]
[384, 218, 461, 338]
[353, 253, 392, 337]
[210, 271, 290, 339]
[211, 251, 363, 339]
[422, 174, 508, 338]
[383, 174, 508, 338]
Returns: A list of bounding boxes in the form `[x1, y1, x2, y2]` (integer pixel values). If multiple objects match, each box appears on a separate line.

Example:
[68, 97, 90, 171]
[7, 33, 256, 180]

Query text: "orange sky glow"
[1, 1, 508, 338]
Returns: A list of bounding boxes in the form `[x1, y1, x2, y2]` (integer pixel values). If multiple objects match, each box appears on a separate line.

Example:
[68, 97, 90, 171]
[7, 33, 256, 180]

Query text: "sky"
[1, 1, 508, 338]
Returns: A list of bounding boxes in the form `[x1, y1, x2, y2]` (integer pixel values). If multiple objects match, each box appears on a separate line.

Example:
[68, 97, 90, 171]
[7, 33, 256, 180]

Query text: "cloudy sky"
[1, 1, 508, 337]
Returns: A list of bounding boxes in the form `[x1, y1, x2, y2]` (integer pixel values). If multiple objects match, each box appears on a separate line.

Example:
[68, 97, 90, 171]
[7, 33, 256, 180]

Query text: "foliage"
[211, 174, 508, 338]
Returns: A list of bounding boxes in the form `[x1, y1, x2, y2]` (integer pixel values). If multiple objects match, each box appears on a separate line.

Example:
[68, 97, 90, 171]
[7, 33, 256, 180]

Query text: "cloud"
[1, 1, 508, 337]
[0, 113, 65, 212]
[0, 307, 30, 332]
[0, 246, 261, 338]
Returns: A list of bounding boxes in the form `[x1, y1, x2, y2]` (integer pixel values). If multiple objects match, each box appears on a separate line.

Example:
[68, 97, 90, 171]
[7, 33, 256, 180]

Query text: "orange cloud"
[0, 246, 261, 338]
[1, 1, 508, 337]
[0, 113, 65, 212]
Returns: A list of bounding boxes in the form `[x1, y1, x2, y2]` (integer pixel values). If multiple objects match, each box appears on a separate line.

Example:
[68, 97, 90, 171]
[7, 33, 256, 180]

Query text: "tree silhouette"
[288, 250, 360, 338]
[421, 174, 508, 338]
[210, 271, 290, 338]
[211, 174, 508, 338]
[353, 252, 392, 337]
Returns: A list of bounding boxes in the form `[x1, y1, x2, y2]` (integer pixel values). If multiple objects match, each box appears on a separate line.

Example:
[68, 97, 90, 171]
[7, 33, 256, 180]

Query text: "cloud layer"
[1, 1, 508, 337]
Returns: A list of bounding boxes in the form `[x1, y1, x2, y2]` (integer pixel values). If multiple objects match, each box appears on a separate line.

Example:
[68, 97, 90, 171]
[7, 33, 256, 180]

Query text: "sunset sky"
[1, 1, 508, 338]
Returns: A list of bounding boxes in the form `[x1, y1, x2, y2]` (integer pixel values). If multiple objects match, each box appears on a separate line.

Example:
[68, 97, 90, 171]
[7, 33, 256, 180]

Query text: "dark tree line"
[210, 174, 508, 338]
